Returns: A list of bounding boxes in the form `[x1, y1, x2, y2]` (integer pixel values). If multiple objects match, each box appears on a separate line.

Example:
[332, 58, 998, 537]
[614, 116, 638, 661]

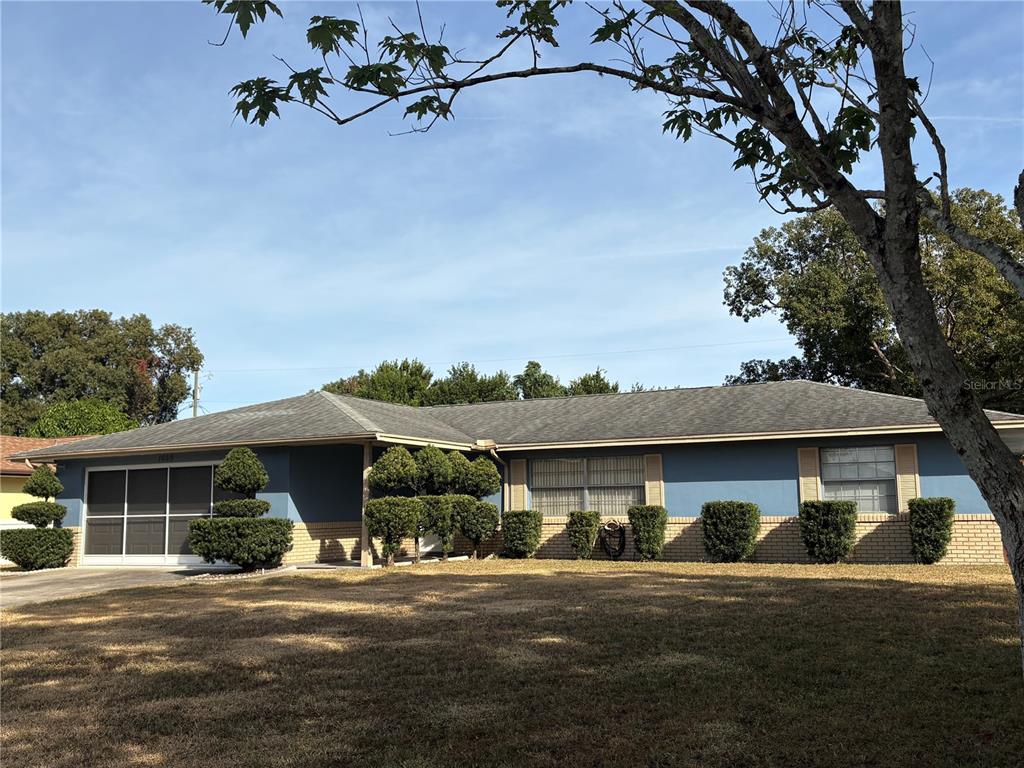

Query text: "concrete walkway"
[1, 567, 212, 610]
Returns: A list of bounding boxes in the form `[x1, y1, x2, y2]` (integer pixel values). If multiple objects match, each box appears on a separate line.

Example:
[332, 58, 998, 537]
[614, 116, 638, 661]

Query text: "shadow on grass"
[2, 563, 1020, 768]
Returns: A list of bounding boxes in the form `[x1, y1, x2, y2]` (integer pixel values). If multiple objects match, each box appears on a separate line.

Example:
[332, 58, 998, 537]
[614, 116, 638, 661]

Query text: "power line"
[206, 337, 793, 374]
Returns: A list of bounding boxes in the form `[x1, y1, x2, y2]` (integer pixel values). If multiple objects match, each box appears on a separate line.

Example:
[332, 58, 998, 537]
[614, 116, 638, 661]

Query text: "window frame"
[819, 445, 898, 515]
[529, 455, 645, 517]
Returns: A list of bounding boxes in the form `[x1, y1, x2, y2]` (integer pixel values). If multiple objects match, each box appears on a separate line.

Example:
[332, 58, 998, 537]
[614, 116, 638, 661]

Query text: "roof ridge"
[421, 379, 796, 410]
[317, 391, 381, 433]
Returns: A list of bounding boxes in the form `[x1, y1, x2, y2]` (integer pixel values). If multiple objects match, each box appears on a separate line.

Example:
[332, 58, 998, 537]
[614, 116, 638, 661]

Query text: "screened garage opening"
[83, 464, 241, 565]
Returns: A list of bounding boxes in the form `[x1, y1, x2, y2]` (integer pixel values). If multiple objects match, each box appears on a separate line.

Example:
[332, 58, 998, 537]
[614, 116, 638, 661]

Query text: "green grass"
[2, 561, 1022, 767]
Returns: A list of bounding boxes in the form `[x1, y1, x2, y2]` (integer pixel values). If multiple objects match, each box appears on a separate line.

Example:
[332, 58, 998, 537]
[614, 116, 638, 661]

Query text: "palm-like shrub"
[700, 501, 761, 562]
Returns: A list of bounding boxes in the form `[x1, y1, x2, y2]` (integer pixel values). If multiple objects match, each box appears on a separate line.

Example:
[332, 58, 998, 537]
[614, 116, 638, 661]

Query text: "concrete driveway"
[1, 567, 211, 610]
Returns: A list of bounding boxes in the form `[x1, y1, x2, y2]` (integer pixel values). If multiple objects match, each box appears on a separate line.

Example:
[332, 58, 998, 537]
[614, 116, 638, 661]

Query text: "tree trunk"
[857, 0, 1024, 674]
[414, 535, 421, 564]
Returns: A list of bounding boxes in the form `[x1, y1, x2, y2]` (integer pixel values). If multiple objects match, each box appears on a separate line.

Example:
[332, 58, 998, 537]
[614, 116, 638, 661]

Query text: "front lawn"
[2, 561, 1021, 767]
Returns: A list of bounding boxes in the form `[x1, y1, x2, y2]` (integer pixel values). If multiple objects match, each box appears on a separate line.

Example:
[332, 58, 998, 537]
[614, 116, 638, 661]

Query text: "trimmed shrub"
[908, 497, 956, 564]
[798, 500, 857, 563]
[446, 452, 474, 495]
[0, 528, 74, 570]
[421, 495, 457, 559]
[364, 496, 423, 566]
[457, 500, 499, 559]
[367, 446, 418, 497]
[466, 457, 502, 499]
[22, 464, 63, 500]
[627, 505, 668, 561]
[700, 500, 761, 562]
[566, 509, 601, 559]
[415, 445, 453, 495]
[188, 517, 293, 571]
[502, 509, 543, 558]
[212, 498, 272, 518]
[11, 501, 68, 528]
[214, 447, 269, 498]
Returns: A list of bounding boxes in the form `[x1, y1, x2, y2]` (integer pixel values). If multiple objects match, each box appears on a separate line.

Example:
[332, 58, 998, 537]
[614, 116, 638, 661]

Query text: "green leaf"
[229, 77, 290, 125]
[306, 16, 359, 57]
[203, 0, 283, 38]
[286, 68, 333, 106]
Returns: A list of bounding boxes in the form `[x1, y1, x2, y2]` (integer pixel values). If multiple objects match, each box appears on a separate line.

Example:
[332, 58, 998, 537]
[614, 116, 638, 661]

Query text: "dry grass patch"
[2, 560, 1022, 767]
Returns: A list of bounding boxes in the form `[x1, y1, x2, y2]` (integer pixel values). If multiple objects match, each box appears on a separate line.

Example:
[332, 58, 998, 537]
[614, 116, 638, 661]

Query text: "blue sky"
[2, 1, 1022, 416]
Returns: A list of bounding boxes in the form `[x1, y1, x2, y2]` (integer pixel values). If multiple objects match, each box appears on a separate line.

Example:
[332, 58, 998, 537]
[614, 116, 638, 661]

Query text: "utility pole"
[192, 369, 200, 418]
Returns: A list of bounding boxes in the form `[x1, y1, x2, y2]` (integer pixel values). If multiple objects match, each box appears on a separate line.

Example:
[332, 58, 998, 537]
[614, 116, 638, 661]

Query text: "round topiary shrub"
[192, 447, 292, 570]
[364, 496, 423, 566]
[11, 501, 68, 528]
[415, 445, 453, 495]
[188, 518, 294, 571]
[22, 464, 64, 500]
[0, 528, 74, 570]
[212, 498, 272, 518]
[421, 495, 457, 560]
[457, 500, 499, 559]
[466, 457, 501, 499]
[214, 447, 270, 498]
[908, 497, 956, 564]
[566, 509, 601, 559]
[368, 446, 419, 497]
[798, 500, 857, 563]
[502, 509, 543, 558]
[627, 505, 668, 561]
[700, 500, 761, 562]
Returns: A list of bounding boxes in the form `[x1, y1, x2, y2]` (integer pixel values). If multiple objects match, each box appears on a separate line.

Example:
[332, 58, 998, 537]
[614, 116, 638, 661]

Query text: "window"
[530, 456, 645, 516]
[820, 446, 897, 514]
[84, 464, 221, 559]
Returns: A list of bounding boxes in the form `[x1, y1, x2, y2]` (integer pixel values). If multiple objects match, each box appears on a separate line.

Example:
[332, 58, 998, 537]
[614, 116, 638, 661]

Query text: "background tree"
[724, 191, 1024, 412]
[423, 362, 517, 405]
[567, 367, 620, 396]
[205, 0, 1024, 669]
[1, 309, 202, 435]
[27, 399, 138, 437]
[513, 361, 567, 400]
[323, 358, 433, 406]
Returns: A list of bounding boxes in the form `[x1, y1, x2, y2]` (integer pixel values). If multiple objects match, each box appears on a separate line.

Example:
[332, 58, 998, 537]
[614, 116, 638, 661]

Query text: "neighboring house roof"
[11, 380, 1024, 461]
[0, 436, 92, 475]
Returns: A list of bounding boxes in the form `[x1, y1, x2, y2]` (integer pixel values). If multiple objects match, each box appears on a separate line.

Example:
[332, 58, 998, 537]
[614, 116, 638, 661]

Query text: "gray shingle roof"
[423, 380, 1024, 445]
[13, 380, 1023, 460]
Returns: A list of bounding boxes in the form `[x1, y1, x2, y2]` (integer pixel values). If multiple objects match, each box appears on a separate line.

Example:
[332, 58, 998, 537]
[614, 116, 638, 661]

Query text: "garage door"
[83, 464, 239, 565]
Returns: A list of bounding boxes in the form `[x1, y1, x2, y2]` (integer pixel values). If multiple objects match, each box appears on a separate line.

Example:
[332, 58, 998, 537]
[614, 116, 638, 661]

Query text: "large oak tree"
[204, 0, 1024, 670]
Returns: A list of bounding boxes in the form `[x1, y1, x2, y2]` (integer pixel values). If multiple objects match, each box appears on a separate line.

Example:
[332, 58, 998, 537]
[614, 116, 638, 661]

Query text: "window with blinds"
[530, 456, 645, 516]
[820, 446, 897, 514]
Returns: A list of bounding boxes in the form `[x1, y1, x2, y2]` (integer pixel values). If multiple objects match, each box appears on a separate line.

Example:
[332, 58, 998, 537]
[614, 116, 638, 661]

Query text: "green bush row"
[368, 445, 501, 499]
[363, 494, 500, 565]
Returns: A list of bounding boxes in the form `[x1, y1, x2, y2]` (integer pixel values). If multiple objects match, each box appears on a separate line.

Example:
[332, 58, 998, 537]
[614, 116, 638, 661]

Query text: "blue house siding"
[55, 444, 365, 527]
[517, 431, 993, 519]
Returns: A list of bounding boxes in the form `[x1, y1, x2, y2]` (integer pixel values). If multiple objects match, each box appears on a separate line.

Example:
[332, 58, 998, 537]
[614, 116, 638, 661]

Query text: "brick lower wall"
[283, 522, 362, 565]
[453, 514, 1006, 565]
[62, 515, 1006, 567]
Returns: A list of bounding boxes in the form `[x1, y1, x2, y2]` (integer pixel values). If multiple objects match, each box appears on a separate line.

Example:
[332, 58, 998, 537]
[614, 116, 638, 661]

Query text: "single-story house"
[11, 380, 1024, 567]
